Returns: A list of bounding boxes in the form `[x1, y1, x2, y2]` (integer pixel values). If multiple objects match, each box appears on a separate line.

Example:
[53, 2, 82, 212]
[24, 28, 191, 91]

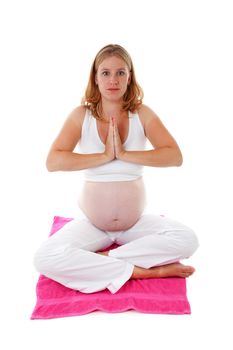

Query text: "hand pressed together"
[104, 117, 126, 161]
[112, 117, 126, 159]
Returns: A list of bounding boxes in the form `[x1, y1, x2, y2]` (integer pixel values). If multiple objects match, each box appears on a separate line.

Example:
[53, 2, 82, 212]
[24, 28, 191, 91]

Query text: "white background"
[0, 0, 232, 349]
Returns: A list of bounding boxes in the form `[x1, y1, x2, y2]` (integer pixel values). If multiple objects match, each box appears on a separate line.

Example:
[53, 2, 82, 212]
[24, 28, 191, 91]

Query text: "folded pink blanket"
[31, 216, 191, 319]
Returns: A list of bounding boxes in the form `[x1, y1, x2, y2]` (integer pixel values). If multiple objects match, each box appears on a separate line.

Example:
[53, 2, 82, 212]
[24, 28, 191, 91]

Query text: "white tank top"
[78, 109, 147, 182]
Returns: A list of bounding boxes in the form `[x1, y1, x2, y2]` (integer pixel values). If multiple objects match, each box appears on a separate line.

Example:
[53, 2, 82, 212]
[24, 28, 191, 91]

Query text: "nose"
[109, 74, 119, 85]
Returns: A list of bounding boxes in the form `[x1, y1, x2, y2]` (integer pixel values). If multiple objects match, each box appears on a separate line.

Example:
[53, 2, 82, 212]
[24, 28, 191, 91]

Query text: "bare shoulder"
[49, 105, 87, 152]
[137, 104, 160, 128]
[137, 104, 179, 148]
[67, 105, 87, 127]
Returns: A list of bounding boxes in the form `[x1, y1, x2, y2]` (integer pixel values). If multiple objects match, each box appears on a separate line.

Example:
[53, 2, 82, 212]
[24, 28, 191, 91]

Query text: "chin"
[104, 94, 124, 102]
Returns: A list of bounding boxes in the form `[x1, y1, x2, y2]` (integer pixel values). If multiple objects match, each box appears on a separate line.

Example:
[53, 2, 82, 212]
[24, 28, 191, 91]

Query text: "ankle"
[131, 266, 153, 279]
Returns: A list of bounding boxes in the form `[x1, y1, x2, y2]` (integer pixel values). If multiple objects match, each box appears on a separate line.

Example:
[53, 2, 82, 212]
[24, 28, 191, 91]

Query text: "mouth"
[107, 88, 120, 91]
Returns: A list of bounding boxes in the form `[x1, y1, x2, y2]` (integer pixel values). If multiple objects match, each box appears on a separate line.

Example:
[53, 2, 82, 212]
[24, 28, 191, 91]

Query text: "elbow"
[175, 150, 183, 167]
[46, 163, 56, 172]
[46, 153, 59, 172]
[46, 159, 56, 172]
[168, 147, 183, 167]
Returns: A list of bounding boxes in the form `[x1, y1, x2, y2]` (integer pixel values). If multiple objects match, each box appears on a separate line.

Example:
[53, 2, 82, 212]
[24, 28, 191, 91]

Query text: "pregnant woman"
[34, 44, 199, 294]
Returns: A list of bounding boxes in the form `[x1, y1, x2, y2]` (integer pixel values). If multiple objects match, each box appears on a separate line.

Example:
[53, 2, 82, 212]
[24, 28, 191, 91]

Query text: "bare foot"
[96, 252, 195, 279]
[156, 262, 195, 278]
[132, 262, 195, 279]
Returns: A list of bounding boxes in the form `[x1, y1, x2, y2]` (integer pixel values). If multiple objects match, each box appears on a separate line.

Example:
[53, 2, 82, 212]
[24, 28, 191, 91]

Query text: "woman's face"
[95, 55, 131, 102]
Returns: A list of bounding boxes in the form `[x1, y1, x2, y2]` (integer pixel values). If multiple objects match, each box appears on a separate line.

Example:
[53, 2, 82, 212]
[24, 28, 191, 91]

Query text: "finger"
[111, 118, 117, 131]
[109, 123, 115, 143]
[114, 124, 120, 138]
[112, 117, 116, 127]
[109, 120, 115, 137]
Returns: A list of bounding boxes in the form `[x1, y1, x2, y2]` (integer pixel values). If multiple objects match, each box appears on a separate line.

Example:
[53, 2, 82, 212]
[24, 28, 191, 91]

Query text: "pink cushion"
[31, 216, 191, 319]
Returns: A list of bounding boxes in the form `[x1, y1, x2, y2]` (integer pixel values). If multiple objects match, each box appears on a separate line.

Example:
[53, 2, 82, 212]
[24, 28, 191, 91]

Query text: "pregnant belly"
[78, 177, 147, 231]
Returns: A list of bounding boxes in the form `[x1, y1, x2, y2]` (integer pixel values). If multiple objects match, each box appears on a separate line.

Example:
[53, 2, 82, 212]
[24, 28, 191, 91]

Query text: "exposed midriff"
[78, 177, 146, 232]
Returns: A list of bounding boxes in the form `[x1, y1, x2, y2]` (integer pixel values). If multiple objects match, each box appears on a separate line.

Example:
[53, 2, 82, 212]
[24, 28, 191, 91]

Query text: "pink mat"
[31, 216, 191, 319]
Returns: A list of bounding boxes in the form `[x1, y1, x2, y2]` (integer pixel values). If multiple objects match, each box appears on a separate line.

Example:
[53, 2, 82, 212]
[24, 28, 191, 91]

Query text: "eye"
[101, 71, 109, 76]
[118, 70, 126, 76]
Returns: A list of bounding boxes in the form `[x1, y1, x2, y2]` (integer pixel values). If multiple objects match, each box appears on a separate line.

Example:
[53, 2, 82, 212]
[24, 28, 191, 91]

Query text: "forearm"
[46, 150, 110, 171]
[120, 147, 183, 167]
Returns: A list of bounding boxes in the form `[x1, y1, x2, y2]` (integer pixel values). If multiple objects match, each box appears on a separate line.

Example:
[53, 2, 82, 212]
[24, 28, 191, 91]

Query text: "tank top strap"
[130, 111, 144, 134]
[82, 108, 92, 129]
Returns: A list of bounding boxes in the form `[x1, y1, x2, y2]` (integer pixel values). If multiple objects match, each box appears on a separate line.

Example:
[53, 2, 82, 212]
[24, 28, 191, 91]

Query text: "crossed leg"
[98, 252, 195, 278]
[98, 214, 198, 278]
[34, 214, 199, 294]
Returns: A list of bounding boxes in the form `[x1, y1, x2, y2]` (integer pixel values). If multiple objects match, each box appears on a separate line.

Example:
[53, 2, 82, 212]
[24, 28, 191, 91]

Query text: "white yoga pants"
[34, 214, 199, 294]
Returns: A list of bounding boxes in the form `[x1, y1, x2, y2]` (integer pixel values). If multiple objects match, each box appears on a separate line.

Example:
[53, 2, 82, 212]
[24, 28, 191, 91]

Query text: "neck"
[101, 99, 124, 120]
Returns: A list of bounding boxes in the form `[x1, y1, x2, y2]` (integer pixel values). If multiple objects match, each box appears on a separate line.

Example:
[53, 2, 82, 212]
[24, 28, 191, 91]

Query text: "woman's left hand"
[112, 117, 126, 160]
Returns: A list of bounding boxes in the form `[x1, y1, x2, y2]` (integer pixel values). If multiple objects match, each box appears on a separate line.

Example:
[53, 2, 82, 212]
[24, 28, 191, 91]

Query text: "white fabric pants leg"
[34, 215, 199, 294]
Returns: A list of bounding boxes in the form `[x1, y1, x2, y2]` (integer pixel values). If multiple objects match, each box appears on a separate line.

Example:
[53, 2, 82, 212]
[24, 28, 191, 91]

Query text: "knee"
[33, 240, 57, 275]
[180, 228, 199, 258]
[33, 244, 48, 275]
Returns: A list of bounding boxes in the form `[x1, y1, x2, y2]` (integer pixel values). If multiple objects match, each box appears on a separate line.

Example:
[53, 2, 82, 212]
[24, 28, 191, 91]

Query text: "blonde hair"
[81, 44, 144, 120]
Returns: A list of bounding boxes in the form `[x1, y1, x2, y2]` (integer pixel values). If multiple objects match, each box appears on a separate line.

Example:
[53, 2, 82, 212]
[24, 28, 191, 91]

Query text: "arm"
[117, 105, 183, 167]
[46, 106, 114, 172]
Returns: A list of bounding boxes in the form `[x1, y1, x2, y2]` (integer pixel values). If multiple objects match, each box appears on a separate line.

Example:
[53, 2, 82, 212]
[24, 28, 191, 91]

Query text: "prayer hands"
[104, 117, 115, 161]
[112, 117, 126, 159]
[104, 117, 126, 161]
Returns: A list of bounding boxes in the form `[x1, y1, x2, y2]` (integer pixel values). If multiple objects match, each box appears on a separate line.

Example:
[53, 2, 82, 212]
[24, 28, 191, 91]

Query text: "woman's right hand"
[104, 117, 115, 161]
